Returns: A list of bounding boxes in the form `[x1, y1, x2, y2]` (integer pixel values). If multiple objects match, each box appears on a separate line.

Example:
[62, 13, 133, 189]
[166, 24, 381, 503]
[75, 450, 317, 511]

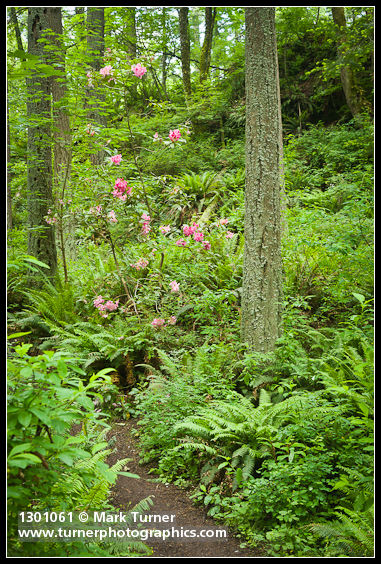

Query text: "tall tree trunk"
[199, 7, 216, 82]
[46, 8, 72, 191]
[241, 7, 283, 353]
[46, 7, 73, 279]
[331, 7, 368, 118]
[125, 7, 137, 61]
[179, 7, 192, 99]
[27, 7, 57, 276]
[8, 9, 26, 233]
[86, 7, 107, 164]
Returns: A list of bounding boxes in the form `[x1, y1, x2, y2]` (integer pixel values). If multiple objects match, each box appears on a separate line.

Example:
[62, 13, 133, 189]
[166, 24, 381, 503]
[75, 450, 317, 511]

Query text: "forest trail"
[106, 419, 262, 558]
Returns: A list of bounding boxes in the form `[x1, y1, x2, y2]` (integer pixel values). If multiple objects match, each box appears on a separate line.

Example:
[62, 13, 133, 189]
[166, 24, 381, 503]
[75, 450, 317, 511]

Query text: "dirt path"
[106, 418, 262, 558]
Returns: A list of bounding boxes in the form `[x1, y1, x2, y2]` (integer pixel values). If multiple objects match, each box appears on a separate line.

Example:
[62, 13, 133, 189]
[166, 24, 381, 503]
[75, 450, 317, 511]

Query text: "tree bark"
[86, 7, 107, 163]
[27, 7, 57, 276]
[46, 8, 72, 191]
[199, 7, 216, 82]
[241, 7, 283, 353]
[331, 7, 367, 118]
[179, 7, 192, 99]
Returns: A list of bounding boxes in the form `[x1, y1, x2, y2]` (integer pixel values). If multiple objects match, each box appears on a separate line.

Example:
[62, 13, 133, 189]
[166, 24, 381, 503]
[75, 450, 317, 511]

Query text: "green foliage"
[7, 6, 374, 557]
[309, 505, 374, 557]
[7, 342, 150, 557]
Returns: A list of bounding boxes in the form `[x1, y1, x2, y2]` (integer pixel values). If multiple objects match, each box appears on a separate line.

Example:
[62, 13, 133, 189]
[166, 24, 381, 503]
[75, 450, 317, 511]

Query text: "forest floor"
[106, 418, 262, 558]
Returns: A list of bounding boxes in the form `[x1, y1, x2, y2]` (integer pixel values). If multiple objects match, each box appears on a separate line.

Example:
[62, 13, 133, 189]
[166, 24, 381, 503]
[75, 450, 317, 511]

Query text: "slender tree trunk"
[179, 7, 192, 100]
[46, 8, 72, 191]
[8, 9, 26, 233]
[27, 7, 57, 276]
[86, 7, 107, 164]
[241, 7, 283, 353]
[199, 7, 216, 82]
[46, 7, 73, 279]
[331, 7, 368, 118]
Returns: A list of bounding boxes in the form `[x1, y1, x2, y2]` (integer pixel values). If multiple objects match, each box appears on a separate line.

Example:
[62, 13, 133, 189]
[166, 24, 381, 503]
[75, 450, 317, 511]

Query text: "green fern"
[172, 390, 348, 480]
[309, 505, 374, 557]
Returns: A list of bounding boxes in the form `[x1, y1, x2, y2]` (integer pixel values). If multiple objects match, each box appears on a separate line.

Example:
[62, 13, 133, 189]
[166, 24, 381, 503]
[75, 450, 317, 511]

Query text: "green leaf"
[8, 443, 33, 458]
[29, 407, 52, 426]
[17, 412, 32, 427]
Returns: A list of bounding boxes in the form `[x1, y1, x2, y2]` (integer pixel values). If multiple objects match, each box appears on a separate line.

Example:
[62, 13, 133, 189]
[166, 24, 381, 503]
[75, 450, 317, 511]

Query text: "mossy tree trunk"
[199, 7, 216, 83]
[27, 7, 57, 276]
[179, 7, 192, 100]
[241, 7, 283, 353]
[86, 7, 107, 164]
[331, 7, 369, 118]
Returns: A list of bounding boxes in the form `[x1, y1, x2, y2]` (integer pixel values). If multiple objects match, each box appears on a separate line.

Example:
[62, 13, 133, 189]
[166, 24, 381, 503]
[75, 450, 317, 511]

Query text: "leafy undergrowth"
[7, 121, 374, 557]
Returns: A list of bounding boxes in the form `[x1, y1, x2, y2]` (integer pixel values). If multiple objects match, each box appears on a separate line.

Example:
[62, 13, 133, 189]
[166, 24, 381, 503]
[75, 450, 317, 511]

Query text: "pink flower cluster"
[89, 204, 102, 215]
[93, 295, 119, 317]
[110, 154, 122, 165]
[159, 225, 171, 235]
[86, 71, 93, 87]
[130, 257, 149, 270]
[169, 280, 180, 293]
[141, 212, 151, 236]
[151, 315, 177, 328]
[182, 222, 199, 237]
[169, 129, 181, 142]
[45, 209, 57, 225]
[100, 65, 114, 82]
[131, 63, 147, 78]
[175, 238, 187, 247]
[112, 178, 132, 201]
[108, 210, 117, 223]
[182, 222, 208, 245]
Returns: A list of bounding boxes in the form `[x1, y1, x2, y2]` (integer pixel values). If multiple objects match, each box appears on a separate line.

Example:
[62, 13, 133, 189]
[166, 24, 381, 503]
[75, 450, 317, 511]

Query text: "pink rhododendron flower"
[175, 238, 187, 246]
[93, 296, 119, 315]
[130, 258, 149, 270]
[108, 210, 117, 223]
[168, 316, 177, 325]
[152, 318, 166, 328]
[45, 216, 57, 225]
[219, 218, 229, 225]
[202, 241, 211, 250]
[182, 222, 199, 237]
[93, 295, 104, 308]
[169, 129, 181, 142]
[169, 280, 180, 293]
[193, 231, 204, 242]
[131, 63, 147, 78]
[89, 205, 103, 215]
[226, 231, 235, 239]
[104, 299, 119, 312]
[110, 154, 122, 165]
[112, 178, 131, 200]
[141, 222, 151, 235]
[100, 64, 113, 77]
[159, 225, 171, 234]
[141, 213, 151, 222]
[86, 71, 94, 87]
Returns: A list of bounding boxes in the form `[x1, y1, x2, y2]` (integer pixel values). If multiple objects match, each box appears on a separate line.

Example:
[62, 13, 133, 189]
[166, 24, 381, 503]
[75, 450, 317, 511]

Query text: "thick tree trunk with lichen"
[27, 7, 57, 276]
[199, 7, 216, 83]
[179, 7, 192, 100]
[241, 7, 283, 353]
[86, 7, 107, 164]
